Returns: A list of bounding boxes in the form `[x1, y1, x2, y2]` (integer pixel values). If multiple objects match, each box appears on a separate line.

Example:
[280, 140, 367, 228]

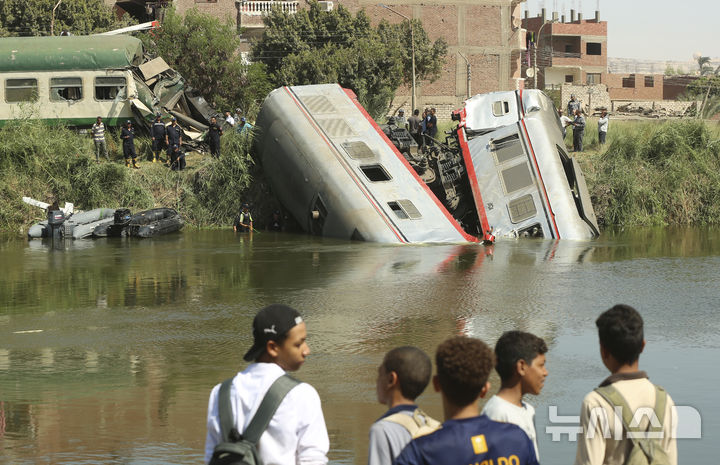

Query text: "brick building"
[522, 8, 606, 90]
[107, 0, 528, 116]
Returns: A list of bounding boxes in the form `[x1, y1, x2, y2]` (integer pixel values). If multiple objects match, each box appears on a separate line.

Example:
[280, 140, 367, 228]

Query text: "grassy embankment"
[2, 117, 720, 238]
[0, 118, 281, 238]
[438, 118, 720, 228]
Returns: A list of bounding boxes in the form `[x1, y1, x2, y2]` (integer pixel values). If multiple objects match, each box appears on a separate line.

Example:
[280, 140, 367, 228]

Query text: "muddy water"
[1, 228, 718, 464]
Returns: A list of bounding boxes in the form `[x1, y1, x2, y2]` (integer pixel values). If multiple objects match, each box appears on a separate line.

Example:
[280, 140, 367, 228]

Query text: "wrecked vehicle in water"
[0, 35, 216, 144]
[255, 84, 599, 244]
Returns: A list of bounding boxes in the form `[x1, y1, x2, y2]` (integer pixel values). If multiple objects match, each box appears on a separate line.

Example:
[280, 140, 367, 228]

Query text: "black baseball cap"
[243, 304, 304, 362]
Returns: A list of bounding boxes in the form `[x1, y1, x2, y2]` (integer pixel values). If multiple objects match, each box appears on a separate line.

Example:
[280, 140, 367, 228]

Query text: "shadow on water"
[0, 227, 719, 463]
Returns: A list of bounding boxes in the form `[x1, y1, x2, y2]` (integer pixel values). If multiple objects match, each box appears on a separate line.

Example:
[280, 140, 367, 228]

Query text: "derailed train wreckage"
[255, 84, 599, 244]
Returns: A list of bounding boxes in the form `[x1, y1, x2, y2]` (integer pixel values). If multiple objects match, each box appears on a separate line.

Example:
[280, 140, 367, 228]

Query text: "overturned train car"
[255, 84, 599, 244]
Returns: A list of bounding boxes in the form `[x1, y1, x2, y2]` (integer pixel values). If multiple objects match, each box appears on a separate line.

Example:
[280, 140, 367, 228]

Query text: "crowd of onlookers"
[204, 303, 676, 465]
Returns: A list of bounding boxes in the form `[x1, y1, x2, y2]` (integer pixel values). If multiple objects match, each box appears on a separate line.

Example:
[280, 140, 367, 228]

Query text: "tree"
[141, 8, 272, 115]
[252, 1, 447, 117]
[0, 0, 130, 36]
[697, 55, 713, 76]
[664, 65, 676, 76]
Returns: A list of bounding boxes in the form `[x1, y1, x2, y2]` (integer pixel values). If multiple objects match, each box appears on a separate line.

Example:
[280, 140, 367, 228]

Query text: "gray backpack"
[209, 374, 300, 465]
[594, 384, 671, 465]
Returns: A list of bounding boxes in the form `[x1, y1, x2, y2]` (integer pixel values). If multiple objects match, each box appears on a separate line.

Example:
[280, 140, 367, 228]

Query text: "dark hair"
[596, 304, 644, 365]
[436, 337, 495, 406]
[413, 109, 420, 115]
[382, 346, 432, 400]
[494, 331, 548, 381]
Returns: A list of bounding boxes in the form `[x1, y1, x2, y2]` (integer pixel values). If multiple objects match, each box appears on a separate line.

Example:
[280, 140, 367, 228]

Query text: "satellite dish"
[526, 67, 536, 78]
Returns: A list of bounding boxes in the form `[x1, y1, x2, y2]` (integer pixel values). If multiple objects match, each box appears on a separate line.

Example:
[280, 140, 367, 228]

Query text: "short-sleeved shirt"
[482, 395, 539, 460]
[91, 122, 105, 142]
[408, 115, 421, 134]
[598, 116, 609, 133]
[368, 404, 418, 465]
[394, 415, 539, 465]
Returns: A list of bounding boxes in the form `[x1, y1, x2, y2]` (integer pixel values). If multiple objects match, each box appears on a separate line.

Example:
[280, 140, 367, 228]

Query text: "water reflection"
[1, 228, 719, 464]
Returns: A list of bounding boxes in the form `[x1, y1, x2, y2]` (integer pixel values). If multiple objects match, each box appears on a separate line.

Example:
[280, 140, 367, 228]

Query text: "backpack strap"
[594, 384, 667, 435]
[243, 374, 301, 444]
[383, 408, 441, 438]
[217, 374, 301, 445]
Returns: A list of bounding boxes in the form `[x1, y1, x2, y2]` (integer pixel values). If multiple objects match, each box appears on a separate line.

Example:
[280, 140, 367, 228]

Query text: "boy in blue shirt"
[395, 336, 538, 465]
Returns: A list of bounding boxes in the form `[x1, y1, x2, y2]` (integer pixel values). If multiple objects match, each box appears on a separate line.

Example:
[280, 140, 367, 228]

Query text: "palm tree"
[697, 56, 713, 75]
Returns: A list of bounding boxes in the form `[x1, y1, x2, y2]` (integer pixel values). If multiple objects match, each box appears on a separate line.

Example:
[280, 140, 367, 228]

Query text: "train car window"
[492, 100, 510, 116]
[6, 78, 38, 103]
[95, 76, 126, 101]
[507, 194, 537, 223]
[342, 141, 375, 160]
[491, 133, 524, 164]
[50, 77, 83, 101]
[388, 200, 422, 219]
[501, 162, 534, 194]
[360, 164, 392, 182]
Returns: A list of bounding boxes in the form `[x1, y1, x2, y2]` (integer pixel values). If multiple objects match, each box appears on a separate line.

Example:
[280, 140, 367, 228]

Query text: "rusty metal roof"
[0, 35, 144, 72]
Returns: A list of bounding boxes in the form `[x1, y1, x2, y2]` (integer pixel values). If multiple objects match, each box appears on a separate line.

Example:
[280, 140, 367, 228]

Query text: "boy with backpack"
[482, 331, 548, 461]
[394, 336, 539, 465]
[204, 304, 329, 465]
[368, 346, 440, 465]
[574, 304, 677, 465]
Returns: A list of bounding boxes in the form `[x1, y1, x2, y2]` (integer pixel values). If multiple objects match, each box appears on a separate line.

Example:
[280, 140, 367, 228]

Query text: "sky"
[523, 0, 720, 62]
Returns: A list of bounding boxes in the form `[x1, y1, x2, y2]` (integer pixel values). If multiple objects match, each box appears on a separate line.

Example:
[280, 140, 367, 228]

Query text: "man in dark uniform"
[121, 120, 139, 169]
[151, 114, 166, 163]
[233, 203, 253, 232]
[165, 117, 183, 169]
[207, 116, 223, 159]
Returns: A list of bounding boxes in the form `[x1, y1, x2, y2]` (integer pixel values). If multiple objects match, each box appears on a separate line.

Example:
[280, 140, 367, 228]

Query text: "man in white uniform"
[204, 304, 329, 465]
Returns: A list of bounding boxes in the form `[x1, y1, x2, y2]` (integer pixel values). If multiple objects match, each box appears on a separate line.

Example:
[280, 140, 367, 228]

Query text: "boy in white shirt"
[481, 331, 548, 461]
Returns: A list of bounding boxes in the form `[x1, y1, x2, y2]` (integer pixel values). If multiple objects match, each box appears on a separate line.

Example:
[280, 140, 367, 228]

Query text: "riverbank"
[0, 119, 283, 238]
[2, 118, 719, 237]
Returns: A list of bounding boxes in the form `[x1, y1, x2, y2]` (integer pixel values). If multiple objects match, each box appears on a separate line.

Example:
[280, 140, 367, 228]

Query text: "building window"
[644, 76, 654, 87]
[565, 75, 574, 83]
[586, 43, 602, 55]
[622, 75, 636, 88]
[95, 76, 126, 101]
[586, 73, 601, 85]
[5, 78, 38, 102]
[50, 77, 83, 101]
[565, 44, 574, 53]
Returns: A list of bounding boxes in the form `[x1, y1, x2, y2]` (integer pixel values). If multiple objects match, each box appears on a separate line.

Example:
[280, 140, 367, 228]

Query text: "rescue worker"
[121, 120, 139, 169]
[165, 117, 183, 168]
[233, 203, 253, 232]
[207, 116, 223, 159]
[151, 114, 166, 163]
[237, 117, 253, 135]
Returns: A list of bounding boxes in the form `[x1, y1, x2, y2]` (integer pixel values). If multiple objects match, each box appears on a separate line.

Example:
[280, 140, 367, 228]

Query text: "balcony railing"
[552, 50, 582, 59]
[238, 1, 299, 16]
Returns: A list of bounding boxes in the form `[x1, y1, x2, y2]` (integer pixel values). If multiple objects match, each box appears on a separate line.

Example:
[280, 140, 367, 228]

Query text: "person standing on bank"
[408, 109, 422, 145]
[207, 116, 223, 159]
[121, 120, 139, 168]
[572, 109, 586, 152]
[204, 304, 329, 465]
[567, 93, 581, 116]
[166, 117, 183, 167]
[151, 114, 166, 163]
[598, 110, 609, 145]
[90, 116, 109, 163]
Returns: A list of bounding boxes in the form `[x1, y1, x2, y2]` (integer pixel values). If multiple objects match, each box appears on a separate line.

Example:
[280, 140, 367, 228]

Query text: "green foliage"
[0, 0, 130, 36]
[686, 75, 720, 99]
[252, 1, 446, 117]
[0, 119, 259, 236]
[141, 7, 272, 116]
[664, 65, 676, 76]
[581, 120, 720, 227]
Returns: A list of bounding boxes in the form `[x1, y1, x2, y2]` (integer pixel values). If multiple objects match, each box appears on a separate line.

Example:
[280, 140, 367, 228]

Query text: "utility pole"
[51, 0, 63, 36]
[534, 19, 557, 89]
[458, 52, 471, 99]
[379, 4, 416, 112]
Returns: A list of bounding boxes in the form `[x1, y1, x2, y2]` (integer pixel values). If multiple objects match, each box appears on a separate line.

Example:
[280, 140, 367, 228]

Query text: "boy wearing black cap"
[204, 304, 329, 464]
